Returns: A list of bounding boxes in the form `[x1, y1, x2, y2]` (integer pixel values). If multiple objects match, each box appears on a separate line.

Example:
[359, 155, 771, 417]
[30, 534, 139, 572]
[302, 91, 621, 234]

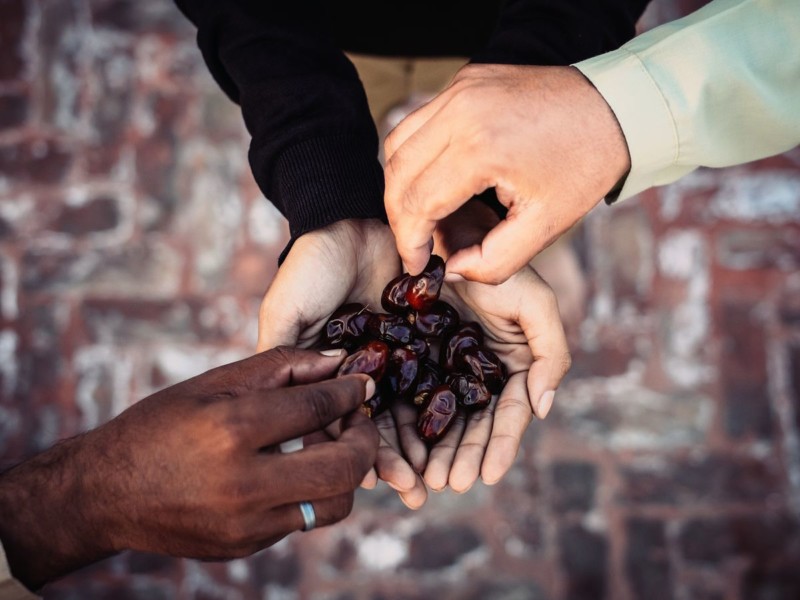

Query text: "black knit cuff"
[259, 132, 387, 262]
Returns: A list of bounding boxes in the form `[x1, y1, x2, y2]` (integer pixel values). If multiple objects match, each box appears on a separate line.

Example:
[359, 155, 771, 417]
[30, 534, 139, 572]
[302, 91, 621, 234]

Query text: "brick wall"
[2, 1, 799, 599]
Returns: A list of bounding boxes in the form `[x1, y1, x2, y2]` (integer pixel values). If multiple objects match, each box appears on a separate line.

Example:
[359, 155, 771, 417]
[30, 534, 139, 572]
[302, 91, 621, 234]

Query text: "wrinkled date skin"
[417, 385, 458, 443]
[441, 322, 484, 372]
[458, 347, 508, 394]
[337, 340, 390, 381]
[413, 359, 443, 406]
[325, 254, 509, 441]
[366, 313, 415, 346]
[406, 255, 445, 311]
[447, 373, 491, 409]
[323, 303, 371, 348]
[381, 274, 414, 314]
[384, 347, 420, 399]
[410, 301, 460, 339]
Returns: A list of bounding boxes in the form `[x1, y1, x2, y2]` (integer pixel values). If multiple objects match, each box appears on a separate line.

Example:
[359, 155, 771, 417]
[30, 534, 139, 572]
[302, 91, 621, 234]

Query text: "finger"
[203, 347, 348, 397]
[449, 395, 498, 493]
[481, 373, 532, 485]
[391, 401, 429, 473]
[373, 412, 419, 493]
[262, 410, 379, 503]
[386, 150, 488, 278]
[257, 287, 306, 351]
[383, 86, 457, 161]
[445, 215, 540, 285]
[395, 473, 429, 510]
[517, 280, 571, 419]
[260, 492, 355, 539]
[241, 374, 374, 448]
[360, 467, 379, 489]
[423, 411, 468, 492]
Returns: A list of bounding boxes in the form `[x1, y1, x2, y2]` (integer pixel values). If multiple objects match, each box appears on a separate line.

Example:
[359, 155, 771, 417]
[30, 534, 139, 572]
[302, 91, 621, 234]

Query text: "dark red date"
[458, 347, 508, 394]
[322, 303, 371, 348]
[417, 385, 458, 443]
[406, 255, 445, 311]
[413, 359, 443, 406]
[381, 274, 414, 314]
[447, 373, 491, 409]
[337, 340, 390, 381]
[366, 313, 415, 345]
[384, 347, 420, 399]
[441, 322, 484, 371]
[410, 301, 460, 339]
[405, 338, 430, 360]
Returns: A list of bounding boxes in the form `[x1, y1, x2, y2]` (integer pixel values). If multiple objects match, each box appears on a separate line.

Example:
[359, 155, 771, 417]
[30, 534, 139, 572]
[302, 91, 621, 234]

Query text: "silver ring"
[299, 501, 316, 531]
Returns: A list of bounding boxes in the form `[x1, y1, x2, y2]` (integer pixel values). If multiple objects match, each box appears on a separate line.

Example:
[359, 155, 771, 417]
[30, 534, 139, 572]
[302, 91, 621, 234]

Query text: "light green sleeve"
[0, 543, 39, 600]
[573, 0, 800, 201]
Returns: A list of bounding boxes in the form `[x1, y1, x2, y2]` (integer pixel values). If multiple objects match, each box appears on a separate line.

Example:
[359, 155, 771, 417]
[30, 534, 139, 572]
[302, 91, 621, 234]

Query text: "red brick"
[405, 524, 482, 570]
[47, 196, 121, 235]
[626, 519, 672, 600]
[620, 454, 783, 505]
[0, 91, 28, 130]
[0, 0, 27, 80]
[559, 524, 608, 600]
[551, 462, 597, 513]
[0, 139, 73, 186]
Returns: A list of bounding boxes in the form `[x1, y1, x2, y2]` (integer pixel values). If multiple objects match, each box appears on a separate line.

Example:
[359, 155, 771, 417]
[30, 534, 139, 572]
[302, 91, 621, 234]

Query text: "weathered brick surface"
[1, 0, 799, 599]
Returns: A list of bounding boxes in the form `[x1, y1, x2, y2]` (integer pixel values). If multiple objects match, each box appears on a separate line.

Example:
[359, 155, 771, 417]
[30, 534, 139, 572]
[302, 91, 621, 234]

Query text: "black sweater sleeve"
[474, 0, 653, 65]
[174, 0, 386, 247]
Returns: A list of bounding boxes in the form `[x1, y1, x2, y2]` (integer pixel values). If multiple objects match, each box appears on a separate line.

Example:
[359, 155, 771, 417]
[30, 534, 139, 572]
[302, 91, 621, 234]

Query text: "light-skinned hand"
[384, 63, 630, 284]
[422, 200, 571, 493]
[256, 218, 430, 510]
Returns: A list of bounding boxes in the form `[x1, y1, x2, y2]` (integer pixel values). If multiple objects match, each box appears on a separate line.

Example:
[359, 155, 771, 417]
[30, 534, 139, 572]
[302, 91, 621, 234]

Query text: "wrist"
[0, 433, 119, 589]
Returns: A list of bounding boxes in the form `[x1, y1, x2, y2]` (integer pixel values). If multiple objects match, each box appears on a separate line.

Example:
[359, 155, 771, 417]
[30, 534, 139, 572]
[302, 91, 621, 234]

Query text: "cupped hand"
[421, 200, 572, 493]
[0, 347, 378, 589]
[383, 63, 630, 284]
[257, 218, 429, 509]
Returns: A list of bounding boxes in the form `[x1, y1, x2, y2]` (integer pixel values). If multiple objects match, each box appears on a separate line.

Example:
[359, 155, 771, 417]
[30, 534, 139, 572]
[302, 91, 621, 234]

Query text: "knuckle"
[306, 385, 338, 427]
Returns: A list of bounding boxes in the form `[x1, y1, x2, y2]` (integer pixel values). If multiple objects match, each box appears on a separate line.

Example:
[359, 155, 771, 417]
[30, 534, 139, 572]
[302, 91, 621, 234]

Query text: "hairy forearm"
[0, 433, 118, 590]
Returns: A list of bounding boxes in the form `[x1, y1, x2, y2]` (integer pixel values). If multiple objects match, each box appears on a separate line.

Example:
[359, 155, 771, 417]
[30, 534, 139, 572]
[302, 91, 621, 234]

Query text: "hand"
[0, 347, 378, 590]
[257, 218, 430, 509]
[384, 63, 630, 284]
[421, 200, 571, 493]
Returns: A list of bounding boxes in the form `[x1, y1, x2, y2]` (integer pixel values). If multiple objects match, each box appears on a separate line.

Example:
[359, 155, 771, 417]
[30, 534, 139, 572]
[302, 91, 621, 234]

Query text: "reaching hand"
[422, 200, 571, 493]
[256, 218, 429, 509]
[0, 347, 378, 590]
[384, 63, 630, 284]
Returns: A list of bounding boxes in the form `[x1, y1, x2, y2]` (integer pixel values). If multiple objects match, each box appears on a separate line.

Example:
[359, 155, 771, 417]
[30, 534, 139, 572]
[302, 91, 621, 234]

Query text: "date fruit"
[329, 254, 508, 443]
[417, 385, 458, 443]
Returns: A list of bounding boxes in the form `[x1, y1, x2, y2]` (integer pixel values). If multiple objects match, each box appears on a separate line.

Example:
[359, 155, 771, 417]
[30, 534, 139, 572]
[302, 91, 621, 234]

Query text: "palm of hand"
[257, 219, 431, 508]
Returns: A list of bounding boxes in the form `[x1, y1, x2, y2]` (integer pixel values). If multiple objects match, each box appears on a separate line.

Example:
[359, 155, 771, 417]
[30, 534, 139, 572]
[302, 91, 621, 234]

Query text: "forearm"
[0, 434, 118, 590]
[574, 0, 800, 201]
[174, 0, 385, 243]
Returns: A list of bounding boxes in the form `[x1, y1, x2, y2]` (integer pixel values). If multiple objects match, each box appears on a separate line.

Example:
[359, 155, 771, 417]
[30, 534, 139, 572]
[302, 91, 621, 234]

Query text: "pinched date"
[406, 255, 445, 311]
[381, 273, 414, 314]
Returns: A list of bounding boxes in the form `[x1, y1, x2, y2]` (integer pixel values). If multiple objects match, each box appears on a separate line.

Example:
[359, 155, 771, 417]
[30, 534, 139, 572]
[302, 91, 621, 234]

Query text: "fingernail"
[320, 348, 345, 357]
[445, 272, 465, 283]
[364, 377, 376, 399]
[537, 390, 555, 419]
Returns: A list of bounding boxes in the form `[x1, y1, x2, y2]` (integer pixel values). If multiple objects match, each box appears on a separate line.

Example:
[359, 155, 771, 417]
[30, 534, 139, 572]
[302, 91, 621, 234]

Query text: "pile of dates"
[324, 255, 508, 444]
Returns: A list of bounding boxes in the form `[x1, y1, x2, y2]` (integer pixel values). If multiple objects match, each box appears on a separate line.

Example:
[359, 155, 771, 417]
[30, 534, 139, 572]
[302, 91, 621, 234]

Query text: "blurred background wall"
[1, 0, 800, 599]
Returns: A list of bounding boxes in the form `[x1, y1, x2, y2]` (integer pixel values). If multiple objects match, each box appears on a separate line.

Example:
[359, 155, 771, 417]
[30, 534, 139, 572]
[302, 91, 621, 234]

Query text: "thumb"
[257, 298, 305, 352]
